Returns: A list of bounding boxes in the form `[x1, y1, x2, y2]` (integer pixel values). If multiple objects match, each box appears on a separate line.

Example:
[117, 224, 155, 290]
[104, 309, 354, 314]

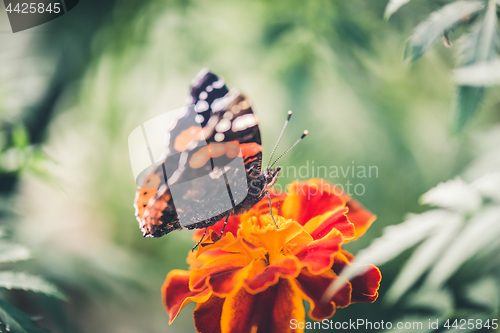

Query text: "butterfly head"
[264, 166, 281, 188]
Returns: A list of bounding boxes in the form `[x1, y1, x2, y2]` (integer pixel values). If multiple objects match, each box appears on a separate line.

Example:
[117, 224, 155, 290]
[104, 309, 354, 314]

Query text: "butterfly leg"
[277, 193, 281, 216]
[266, 191, 279, 229]
[192, 227, 209, 252]
[219, 213, 231, 238]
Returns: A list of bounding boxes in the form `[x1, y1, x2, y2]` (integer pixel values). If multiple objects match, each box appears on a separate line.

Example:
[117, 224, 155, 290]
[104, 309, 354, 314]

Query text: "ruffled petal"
[282, 179, 346, 226]
[343, 197, 376, 241]
[196, 231, 239, 258]
[190, 254, 251, 296]
[241, 216, 304, 262]
[293, 236, 343, 275]
[162, 270, 211, 324]
[220, 279, 305, 333]
[331, 251, 381, 303]
[244, 257, 300, 293]
[293, 269, 351, 321]
[194, 294, 225, 333]
[302, 208, 354, 241]
[331, 250, 354, 275]
[350, 265, 381, 303]
[188, 247, 235, 270]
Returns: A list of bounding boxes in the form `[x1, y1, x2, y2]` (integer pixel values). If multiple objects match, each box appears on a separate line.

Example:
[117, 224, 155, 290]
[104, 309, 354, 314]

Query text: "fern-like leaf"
[0, 298, 48, 333]
[405, 1, 485, 62]
[384, 0, 412, 20]
[0, 272, 66, 301]
[0, 244, 30, 263]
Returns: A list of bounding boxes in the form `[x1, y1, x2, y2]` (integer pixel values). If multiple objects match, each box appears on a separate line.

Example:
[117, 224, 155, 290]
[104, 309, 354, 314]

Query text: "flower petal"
[188, 247, 233, 270]
[331, 250, 354, 275]
[221, 279, 305, 333]
[190, 254, 251, 296]
[331, 251, 381, 303]
[193, 215, 242, 241]
[293, 236, 343, 275]
[282, 180, 346, 226]
[294, 269, 351, 321]
[162, 270, 211, 324]
[244, 257, 300, 294]
[350, 265, 381, 303]
[194, 294, 225, 333]
[344, 197, 376, 241]
[302, 208, 354, 241]
[242, 216, 304, 261]
[196, 231, 238, 258]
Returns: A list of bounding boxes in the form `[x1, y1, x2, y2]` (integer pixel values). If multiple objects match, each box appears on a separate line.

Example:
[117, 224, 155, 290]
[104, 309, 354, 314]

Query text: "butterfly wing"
[134, 70, 264, 237]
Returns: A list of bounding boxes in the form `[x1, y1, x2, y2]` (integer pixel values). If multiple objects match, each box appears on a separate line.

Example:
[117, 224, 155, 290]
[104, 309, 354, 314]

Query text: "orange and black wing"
[134, 70, 264, 237]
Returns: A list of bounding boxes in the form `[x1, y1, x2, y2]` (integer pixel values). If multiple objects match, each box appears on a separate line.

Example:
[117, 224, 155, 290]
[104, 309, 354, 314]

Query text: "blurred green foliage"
[332, 127, 500, 332]
[390, 0, 500, 131]
[0, 0, 499, 332]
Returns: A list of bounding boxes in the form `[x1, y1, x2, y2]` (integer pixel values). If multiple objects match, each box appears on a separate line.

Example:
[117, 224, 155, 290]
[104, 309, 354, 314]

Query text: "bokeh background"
[1, 0, 499, 332]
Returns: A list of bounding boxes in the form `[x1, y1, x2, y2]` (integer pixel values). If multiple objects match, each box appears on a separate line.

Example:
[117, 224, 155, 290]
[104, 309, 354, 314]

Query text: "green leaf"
[473, 0, 500, 64]
[405, 1, 485, 62]
[465, 277, 499, 312]
[471, 172, 500, 202]
[0, 272, 67, 301]
[0, 244, 30, 263]
[382, 290, 452, 333]
[454, 0, 500, 131]
[0, 298, 49, 333]
[384, 0, 412, 20]
[12, 125, 29, 150]
[386, 219, 461, 304]
[425, 207, 500, 288]
[407, 288, 454, 317]
[454, 59, 500, 86]
[420, 177, 481, 212]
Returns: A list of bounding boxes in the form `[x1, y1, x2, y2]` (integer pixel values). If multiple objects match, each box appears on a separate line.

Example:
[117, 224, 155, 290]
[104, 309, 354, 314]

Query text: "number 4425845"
[6, 3, 61, 14]
[443, 319, 498, 330]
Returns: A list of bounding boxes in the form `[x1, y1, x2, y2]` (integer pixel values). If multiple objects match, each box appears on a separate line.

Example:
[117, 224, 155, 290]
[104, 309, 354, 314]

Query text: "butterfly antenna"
[267, 111, 293, 169]
[270, 130, 308, 168]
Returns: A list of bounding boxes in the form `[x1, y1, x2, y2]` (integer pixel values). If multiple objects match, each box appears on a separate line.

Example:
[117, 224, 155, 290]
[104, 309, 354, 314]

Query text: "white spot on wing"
[231, 105, 241, 114]
[213, 79, 225, 89]
[199, 91, 208, 100]
[195, 100, 209, 112]
[195, 114, 204, 123]
[179, 151, 188, 167]
[216, 119, 231, 132]
[214, 133, 225, 142]
[232, 114, 257, 132]
[212, 89, 239, 112]
[206, 86, 213, 92]
[209, 166, 231, 179]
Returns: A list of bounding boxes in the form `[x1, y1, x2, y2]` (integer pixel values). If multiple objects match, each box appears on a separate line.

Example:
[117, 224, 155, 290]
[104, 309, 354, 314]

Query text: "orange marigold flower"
[162, 179, 381, 333]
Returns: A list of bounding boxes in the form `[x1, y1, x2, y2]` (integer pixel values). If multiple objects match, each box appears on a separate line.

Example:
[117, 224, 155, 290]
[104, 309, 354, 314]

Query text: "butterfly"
[133, 69, 307, 247]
